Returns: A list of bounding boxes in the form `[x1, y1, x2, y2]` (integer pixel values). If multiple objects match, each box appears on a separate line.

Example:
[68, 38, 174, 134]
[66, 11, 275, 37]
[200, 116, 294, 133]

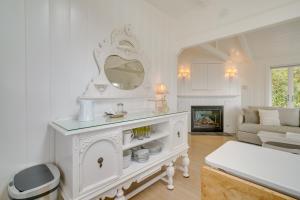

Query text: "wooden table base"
[201, 166, 296, 200]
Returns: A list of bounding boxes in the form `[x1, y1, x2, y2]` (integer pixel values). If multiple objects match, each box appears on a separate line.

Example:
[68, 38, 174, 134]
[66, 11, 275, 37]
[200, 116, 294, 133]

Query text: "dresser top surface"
[52, 111, 187, 132]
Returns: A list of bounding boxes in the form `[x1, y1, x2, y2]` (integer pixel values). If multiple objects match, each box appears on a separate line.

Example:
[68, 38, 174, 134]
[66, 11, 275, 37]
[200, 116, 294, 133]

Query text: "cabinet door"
[171, 115, 188, 149]
[79, 133, 121, 193]
[173, 120, 185, 148]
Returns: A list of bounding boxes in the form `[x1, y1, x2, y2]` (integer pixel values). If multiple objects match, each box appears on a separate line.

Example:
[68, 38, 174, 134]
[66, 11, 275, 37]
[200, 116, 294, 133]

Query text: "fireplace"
[191, 106, 223, 132]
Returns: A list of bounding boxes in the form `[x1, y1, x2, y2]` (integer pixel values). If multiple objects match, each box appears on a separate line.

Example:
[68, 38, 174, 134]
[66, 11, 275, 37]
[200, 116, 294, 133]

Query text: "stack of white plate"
[142, 141, 163, 155]
[132, 149, 150, 163]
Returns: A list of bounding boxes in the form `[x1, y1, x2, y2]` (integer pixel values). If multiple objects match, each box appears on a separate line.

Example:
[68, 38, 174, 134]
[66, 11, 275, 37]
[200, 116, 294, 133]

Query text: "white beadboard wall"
[0, 0, 177, 197]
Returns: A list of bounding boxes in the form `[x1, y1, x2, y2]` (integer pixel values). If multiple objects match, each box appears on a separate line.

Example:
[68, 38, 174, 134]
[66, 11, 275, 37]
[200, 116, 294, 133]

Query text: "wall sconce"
[225, 67, 238, 80]
[178, 65, 191, 80]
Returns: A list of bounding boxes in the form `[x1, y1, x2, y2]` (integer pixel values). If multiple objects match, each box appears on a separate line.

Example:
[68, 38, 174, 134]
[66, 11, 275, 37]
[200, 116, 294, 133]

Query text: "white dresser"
[50, 111, 190, 200]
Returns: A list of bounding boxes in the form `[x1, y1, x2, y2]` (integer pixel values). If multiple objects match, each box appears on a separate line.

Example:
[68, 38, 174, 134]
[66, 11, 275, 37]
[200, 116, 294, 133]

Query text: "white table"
[258, 131, 300, 154]
[205, 141, 300, 199]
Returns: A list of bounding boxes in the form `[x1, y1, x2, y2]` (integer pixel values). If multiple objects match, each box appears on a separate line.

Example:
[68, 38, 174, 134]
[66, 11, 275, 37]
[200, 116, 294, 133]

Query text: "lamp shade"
[155, 83, 168, 94]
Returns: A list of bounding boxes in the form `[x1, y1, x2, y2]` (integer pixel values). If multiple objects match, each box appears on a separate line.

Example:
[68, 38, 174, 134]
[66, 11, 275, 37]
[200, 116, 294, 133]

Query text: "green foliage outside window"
[293, 67, 300, 107]
[272, 68, 288, 107]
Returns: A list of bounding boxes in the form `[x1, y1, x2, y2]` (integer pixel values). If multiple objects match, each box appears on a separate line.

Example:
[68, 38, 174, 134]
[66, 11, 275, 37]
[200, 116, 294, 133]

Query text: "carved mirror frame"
[81, 25, 151, 99]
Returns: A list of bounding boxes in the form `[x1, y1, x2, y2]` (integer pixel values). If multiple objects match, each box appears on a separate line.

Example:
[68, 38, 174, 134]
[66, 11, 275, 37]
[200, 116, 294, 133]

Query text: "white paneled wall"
[0, 0, 27, 198]
[0, 0, 176, 197]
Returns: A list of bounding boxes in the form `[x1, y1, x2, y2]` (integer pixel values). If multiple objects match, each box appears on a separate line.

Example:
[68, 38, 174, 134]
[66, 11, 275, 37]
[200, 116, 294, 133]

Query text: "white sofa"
[237, 106, 300, 145]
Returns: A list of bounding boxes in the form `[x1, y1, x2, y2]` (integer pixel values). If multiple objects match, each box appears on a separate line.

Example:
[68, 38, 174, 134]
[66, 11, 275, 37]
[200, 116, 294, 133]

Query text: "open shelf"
[122, 131, 169, 151]
[122, 150, 170, 177]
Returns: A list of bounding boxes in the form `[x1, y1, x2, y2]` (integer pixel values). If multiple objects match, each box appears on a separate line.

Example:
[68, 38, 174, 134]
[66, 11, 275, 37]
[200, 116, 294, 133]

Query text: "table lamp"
[155, 83, 169, 113]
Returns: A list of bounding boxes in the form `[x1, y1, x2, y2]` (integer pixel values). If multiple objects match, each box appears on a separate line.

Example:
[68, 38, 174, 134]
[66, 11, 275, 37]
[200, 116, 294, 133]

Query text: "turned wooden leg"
[115, 188, 126, 200]
[182, 153, 190, 178]
[167, 162, 175, 190]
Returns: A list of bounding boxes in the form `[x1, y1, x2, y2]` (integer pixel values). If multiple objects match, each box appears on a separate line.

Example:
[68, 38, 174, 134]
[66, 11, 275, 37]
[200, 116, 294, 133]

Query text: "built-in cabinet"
[50, 112, 189, 200]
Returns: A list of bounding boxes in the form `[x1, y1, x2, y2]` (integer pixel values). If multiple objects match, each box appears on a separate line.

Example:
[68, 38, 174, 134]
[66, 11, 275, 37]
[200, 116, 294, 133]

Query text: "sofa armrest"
[238, 112, 245, 125]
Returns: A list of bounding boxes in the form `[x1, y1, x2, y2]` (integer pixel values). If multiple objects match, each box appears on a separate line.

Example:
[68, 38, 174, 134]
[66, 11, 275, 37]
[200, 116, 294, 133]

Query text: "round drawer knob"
[177, 131, 181, 138]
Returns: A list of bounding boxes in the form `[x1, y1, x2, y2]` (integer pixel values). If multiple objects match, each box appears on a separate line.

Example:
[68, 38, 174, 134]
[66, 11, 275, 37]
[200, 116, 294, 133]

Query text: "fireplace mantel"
[178, 95, 240, 134]
[177, 94, 240, 98]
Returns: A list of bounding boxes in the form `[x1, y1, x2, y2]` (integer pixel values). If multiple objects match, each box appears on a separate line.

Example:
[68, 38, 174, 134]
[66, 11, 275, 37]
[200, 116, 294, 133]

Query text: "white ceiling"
[145, 0, 209, 18]
[145, 0, 294, 20]
[183, 18, 300, 62]
[245, 19, 300, 60]
[147, 0, 300, 61]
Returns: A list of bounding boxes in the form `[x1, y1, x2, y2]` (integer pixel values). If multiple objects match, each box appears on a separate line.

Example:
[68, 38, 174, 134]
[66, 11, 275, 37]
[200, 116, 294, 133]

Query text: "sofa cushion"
[278, 108, 300, 127]
[236, 131, 262, 145]
[239, 123, 300, 134]
[238, 123, 262, 133]
[249, 106, 300, 127]
[243, 108, 259, 124]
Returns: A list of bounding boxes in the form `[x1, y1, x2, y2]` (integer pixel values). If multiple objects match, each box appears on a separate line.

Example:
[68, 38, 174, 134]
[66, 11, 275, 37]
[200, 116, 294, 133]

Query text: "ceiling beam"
[200, 43, 229, 60]
[238, 34, 254, 62]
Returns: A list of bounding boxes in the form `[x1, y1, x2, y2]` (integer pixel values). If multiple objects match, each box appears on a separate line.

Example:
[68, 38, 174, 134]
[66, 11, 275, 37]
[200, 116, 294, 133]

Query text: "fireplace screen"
[191, 106, 223, 132]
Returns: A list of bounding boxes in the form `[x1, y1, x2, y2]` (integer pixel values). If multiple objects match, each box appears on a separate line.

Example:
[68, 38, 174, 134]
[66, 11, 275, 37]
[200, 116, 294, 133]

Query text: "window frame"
[269, 64, 300, 108]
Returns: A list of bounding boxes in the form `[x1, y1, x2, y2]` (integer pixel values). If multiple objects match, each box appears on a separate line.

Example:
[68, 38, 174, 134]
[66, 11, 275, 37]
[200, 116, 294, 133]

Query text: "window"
[271, 65, 300, 108]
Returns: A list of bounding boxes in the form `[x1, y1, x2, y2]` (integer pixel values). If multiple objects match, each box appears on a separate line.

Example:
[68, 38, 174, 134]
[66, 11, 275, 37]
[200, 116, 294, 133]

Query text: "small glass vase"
[135, 127, 144, 140]
[144, 126, 151, 138]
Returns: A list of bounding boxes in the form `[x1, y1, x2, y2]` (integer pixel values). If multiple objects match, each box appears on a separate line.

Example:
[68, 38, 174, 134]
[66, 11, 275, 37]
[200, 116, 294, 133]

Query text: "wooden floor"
[130, 135, 235, 200]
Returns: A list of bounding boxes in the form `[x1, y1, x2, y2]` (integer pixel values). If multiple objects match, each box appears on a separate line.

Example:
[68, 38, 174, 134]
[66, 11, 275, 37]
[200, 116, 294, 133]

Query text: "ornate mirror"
[81, 25, 151, 99]
[104, 55, 145, 90]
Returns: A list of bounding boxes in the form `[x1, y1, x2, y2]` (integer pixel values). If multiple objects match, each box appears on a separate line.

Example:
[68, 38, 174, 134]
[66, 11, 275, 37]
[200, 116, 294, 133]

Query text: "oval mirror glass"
[104, 55, 145, 90]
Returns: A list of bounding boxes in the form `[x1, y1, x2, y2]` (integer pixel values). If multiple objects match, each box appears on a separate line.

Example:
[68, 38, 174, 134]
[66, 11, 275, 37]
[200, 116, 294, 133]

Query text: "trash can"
[8, 163, 60, 200]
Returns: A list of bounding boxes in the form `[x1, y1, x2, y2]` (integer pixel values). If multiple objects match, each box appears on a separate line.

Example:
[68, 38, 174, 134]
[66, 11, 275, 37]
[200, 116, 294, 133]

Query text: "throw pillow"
[243, 108, 259, 124]
[258, 109, 281, 126]
[278, 108, 300, 127]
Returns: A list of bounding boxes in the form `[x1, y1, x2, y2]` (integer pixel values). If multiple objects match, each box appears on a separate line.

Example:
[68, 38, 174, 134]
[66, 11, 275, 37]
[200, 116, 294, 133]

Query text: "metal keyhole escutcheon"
[97, 157, 104, 168]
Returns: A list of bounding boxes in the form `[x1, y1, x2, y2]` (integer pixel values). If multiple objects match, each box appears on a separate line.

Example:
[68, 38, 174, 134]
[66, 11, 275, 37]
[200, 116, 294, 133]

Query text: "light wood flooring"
[130, 135, 235, 200]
